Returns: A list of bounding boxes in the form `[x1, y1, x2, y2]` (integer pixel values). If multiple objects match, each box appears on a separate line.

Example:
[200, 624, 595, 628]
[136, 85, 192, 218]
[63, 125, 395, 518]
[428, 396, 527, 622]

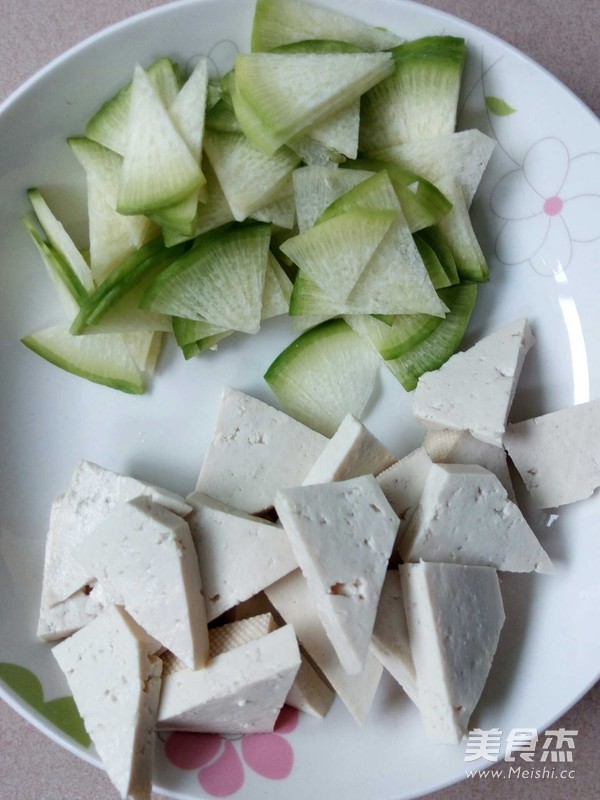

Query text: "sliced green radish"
[70, 238, 178, 334]
[263, 251, 294, 317]
[234, 51, 394, 155]
[264, 318, 380, 436]
[293, 165, 374, 232]
[359, 36, 465, 152]
[83, 269, 172, 335]
[179, 331, 233, 359]
[384, 283, 477, 391]
[434, 176, 488, 282]
[280, 209, 397, 303]
[414, 232, 451, 289]
[27, 188, 95, 294]
[22, 217, 88, 319]
[21, 325, 145, 394]
[68, 137, 158, 283]
[150, 59, 210, 236]
[316, 169, 400, 223]
[343, 158, 453, 233]
[172, 316, 230, 347]
[369, 129, 497, 208]
[418, 225, 459, 284]
[116, 65, 204, 216]
[251, 0, 401, 52]
[85, 57, 183, 156]
[203, 129, 300, 221]
[140, 224, 270, 335]
[190, 158, 235, 240]
[345, 310, 443, 360]
[122, 330, 163, 374]
[249, 178, 296, 229]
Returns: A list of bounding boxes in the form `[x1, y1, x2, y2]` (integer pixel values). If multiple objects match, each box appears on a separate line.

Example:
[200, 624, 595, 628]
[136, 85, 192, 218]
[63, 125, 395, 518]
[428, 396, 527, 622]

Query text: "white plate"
[1, 1, 600, 798]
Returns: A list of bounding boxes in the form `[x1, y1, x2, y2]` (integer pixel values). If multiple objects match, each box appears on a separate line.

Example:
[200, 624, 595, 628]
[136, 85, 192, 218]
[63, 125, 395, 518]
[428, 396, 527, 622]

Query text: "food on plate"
[19, 0, 499, 439]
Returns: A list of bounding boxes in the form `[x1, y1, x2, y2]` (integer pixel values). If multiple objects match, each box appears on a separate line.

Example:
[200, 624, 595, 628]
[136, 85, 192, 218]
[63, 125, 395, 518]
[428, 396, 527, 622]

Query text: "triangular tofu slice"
[265, 569, 383, 725]
[303, 413, 396, 485]
[400, 562, 505, 744]
[399, 463, 553, 573]
[42, 460, 191, 606]
[275, 475, 400, 674]
[74, 497, 209, 669]
[52, 605, 162, 800]
[504, 398, 600, 508]
[195, 386, 327, 514]
[413, 318, 535, 446]
[376, 447, 433, 524]
[117, 64, 204, 215]
[157, 625, 300, 734]
[185, 492, 298, 622]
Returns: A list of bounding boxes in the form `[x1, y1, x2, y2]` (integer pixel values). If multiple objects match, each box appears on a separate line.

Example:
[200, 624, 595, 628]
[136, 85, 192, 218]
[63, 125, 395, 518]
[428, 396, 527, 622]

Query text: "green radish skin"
[234, 51, 394, 155]
[264, 318, 380, 436]
[116, 65, 204, 216]
[417, 225, 459, 285]
[414, 232, 451, 289]
[292, 166, 375, 233]
[21, 325, 145, 394]
[384, 283, 477, 391]
[345, 309, 444, 360]
[316, 169, 400, 223]
[251, 0, 401, 52]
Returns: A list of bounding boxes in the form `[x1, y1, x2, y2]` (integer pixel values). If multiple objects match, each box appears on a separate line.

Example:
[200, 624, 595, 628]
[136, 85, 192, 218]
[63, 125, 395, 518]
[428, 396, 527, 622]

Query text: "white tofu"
[399, 464, 553, 573]
[413, 318, 535, 446]
[74, 497, 209, 670]
[195, 386, 328, 513]
[43, 460, 192, 606]
[157, 625, 301, 734]
[424, 427, 515, 499]
[52, 605, 162, 800]
[186, 492, 298, 622]
[275, 475, 399, 674]
[370, 571, 418, 705]
[504, 398, 600, 508]
[376, 447, 432, 523]
[266, 569, 383, 725]
[303, 413, 396, 485]
[285, 653, 335, 719]
[400, 562, 505, 745]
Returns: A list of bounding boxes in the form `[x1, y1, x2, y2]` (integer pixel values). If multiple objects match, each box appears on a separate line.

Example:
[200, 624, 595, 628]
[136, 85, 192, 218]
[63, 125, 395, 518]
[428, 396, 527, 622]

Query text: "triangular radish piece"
[185, 493, 298, 622]
[68, 138, 158, 283]
[52, 605, 162, 799]
[280, 209, 396, 302]
[140, 224, 269, 334]
[234, 51, 394, 154]
[117, 65, 204, 215]
[345, 312, 442, 361]
[122, 330, 163, 375]
[317, 169, 400, 222]
[293, 165, 374, 233]
[251, 0, 401, 52]
[275, 475, 399, 674]
[74, 497, 209, 669]
[265, 319, 381, 437]
[413, 317, 535, 446]
[203, 129, 300, 221]
[399, 463, 553, 572]
[293, 98, 360, 161]
[262, 252, 293, 318]
[400, 561, 505, 744]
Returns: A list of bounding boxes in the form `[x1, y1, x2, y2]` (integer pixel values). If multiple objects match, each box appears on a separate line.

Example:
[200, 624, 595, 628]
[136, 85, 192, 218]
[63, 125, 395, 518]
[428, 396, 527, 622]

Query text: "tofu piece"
[413, 318, 535, 446]
[43, 460, 192, 606]
[266, 569, 383, 725]
[74, 497, 209, 670]
[303, 413, 396, 485]
[399, 463, 553, 573]
[195, 386, 328, 513]
[186, 492, 297, 622]
[400, 562, 505, 745]
[370, 570, 418, 705]
[52, 605, 162, 800]
[157, 625, 301, 734]
[275, 475, 399, 674]
[424, 427, 514, 499]
[504, 398, 600, 508]
[376, 447, 432, 523]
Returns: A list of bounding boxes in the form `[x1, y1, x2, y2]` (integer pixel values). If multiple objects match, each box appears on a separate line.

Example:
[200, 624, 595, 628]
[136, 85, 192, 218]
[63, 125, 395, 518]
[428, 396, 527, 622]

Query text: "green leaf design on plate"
[485, 96, 517, 116]
[0, 662, 90, 747]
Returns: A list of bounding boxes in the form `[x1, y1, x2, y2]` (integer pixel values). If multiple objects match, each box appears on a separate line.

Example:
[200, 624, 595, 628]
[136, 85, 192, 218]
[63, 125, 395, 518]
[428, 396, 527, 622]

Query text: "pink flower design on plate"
[491, 137, 600, 275]
[164, 705, 299, 797]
